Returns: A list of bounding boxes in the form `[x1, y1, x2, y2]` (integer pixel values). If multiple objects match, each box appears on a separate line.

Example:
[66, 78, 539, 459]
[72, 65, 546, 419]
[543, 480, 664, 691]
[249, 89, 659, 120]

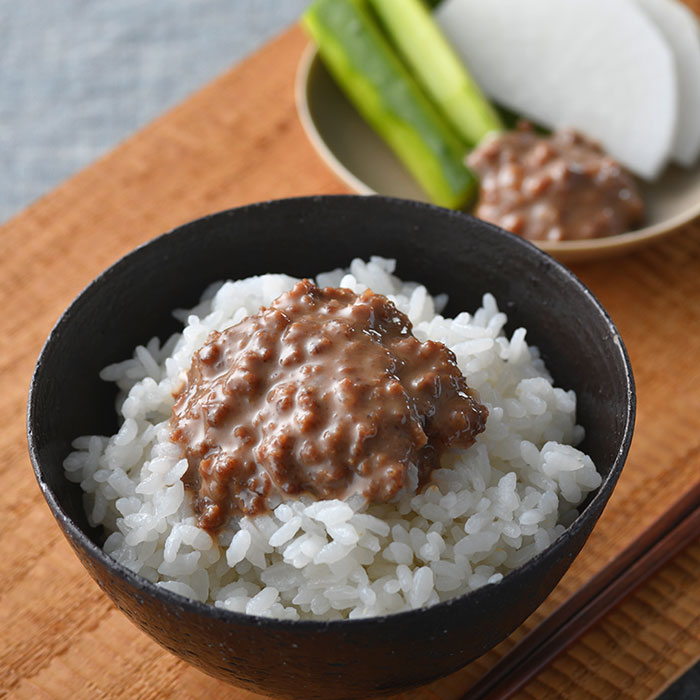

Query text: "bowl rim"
[295, 44, 700, 257]
[27, 194, 636, 630]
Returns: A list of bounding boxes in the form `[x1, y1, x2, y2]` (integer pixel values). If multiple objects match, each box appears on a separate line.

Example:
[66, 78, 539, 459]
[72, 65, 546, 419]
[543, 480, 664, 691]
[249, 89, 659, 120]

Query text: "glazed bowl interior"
[28, 195, 635, 699]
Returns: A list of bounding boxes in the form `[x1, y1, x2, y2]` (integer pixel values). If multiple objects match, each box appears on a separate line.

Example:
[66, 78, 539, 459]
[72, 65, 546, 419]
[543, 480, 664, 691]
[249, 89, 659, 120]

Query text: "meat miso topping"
[467, 123, 645, 241]
[171, 279, 488, 531]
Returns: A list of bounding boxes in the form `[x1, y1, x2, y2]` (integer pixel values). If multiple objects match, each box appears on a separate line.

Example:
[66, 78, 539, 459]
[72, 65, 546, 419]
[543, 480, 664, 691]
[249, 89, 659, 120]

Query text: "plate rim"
[295, 44, 700, 259]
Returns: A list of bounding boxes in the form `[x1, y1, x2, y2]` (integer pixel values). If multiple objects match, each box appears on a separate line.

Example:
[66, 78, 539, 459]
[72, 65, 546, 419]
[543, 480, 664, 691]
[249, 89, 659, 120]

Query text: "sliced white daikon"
[635, 0, 700, 166]
[435, 0, 678, 179]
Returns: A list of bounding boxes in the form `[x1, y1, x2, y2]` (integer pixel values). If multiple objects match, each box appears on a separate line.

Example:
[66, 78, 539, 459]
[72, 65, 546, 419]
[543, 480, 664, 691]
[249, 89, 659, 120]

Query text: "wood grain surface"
[2, 20, 700, 700]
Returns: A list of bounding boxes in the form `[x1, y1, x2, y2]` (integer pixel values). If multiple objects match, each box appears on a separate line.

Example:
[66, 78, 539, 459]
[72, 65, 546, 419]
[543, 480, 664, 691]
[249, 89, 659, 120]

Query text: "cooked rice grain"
[65, 257, 601, 620]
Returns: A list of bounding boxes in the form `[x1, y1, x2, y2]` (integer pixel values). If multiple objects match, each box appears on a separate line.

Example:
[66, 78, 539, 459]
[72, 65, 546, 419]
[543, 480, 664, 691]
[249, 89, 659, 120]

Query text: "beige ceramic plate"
[296, 46, 700, 264]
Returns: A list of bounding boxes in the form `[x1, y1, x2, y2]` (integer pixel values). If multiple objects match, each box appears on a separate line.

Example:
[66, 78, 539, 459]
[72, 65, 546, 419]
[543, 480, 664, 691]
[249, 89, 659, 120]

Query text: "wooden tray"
[1, 19, 700, 700]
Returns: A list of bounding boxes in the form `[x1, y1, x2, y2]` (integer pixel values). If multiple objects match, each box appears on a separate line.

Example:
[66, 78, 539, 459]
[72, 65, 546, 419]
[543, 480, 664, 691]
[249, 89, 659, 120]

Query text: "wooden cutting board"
[2, 18, 700, 700]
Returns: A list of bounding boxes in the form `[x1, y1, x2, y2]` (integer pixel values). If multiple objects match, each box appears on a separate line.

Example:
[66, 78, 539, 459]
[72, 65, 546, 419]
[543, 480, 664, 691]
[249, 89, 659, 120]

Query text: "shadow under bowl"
[27, 195, 635, 699]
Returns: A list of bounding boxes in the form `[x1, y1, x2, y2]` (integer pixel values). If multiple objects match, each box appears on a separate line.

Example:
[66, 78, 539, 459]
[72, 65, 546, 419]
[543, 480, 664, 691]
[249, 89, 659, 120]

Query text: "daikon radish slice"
[636, 0, 700, 166]
[436, 0, 678, 179]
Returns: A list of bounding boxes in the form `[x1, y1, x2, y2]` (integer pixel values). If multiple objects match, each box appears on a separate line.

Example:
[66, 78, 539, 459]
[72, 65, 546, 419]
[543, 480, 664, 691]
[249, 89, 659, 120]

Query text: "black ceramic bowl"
[28, 195, 634, 699]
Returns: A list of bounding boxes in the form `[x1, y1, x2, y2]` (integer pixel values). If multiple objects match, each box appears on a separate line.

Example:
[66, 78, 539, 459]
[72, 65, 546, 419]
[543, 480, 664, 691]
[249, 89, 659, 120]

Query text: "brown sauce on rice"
[170, 279, 487, 531]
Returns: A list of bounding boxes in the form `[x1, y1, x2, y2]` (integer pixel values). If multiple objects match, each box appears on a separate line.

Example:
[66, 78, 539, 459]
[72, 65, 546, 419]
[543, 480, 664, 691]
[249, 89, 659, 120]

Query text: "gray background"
[0, 0, 308, 224]
[1, 1, 698, 697]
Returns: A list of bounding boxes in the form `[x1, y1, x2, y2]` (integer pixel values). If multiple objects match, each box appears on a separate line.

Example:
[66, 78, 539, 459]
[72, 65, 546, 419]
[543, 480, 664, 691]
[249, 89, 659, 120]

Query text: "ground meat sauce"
[170, 279, 488, 532]
[467, 122, 645, 241]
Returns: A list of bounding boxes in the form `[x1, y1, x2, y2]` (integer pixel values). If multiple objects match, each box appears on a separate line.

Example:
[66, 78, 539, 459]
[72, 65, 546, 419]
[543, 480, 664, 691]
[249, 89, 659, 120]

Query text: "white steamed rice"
[64, 257, 601, 621]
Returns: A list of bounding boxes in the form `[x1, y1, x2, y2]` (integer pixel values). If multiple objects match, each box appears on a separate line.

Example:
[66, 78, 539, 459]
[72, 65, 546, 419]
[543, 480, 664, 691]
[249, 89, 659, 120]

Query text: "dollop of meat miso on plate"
[171, 279, 488, 532]
[468, 122, 645, 241]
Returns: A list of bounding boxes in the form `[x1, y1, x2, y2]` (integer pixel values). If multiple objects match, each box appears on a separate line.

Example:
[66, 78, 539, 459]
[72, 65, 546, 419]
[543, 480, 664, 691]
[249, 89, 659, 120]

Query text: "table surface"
[2, 15, 700, 700]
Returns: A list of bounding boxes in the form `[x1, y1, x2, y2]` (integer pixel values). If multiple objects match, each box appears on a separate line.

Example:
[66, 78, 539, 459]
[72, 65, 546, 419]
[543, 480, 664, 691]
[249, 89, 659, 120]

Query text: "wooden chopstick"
[461, 478, 700, 700]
